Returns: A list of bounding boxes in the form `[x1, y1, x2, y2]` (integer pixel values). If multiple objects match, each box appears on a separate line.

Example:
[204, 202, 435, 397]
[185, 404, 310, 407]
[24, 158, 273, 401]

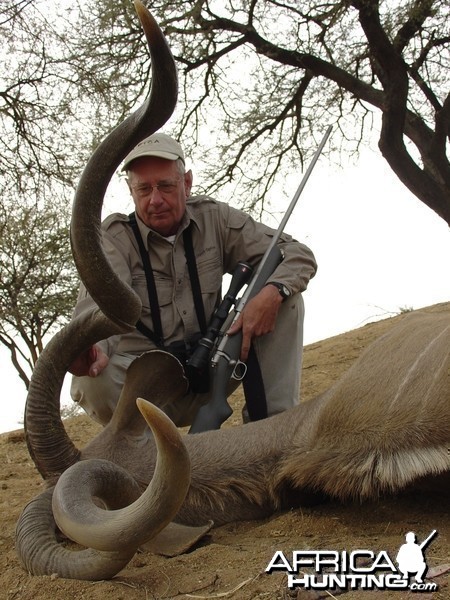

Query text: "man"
[396, 532, 428, 583]
[70, 132, 317, 427]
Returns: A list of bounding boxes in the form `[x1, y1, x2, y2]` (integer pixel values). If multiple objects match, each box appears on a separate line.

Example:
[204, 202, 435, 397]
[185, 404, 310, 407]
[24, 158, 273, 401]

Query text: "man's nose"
[148, 188, 164, 204]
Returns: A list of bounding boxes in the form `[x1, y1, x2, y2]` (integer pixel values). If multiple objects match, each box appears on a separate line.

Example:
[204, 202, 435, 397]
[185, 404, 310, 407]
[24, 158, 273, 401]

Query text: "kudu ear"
[141, 520, 214, 557]
[110, 350, 189, 433]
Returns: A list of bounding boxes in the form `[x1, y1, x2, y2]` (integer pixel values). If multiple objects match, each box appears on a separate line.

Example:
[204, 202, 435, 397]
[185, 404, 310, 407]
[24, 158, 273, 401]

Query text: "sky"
[1, 145, 449, 433]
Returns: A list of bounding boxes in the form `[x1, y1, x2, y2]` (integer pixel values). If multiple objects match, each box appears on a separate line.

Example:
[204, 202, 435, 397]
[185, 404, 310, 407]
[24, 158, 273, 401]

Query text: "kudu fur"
[15, 0, 450, 583]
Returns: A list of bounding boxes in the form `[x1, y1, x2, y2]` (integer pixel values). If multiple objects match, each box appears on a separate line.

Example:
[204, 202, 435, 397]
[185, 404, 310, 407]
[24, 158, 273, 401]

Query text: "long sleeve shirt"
[72, 195, 317, 357]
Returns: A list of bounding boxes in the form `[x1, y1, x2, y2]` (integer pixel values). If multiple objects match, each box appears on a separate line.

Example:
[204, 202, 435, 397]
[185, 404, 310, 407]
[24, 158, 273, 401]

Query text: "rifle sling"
[243, 344, 268, 421]
[182, 222, 207, 334]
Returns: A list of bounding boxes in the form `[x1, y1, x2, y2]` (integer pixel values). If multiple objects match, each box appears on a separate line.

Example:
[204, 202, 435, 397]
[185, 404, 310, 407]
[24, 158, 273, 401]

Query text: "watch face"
[281, 284, 290, 298]
[272, 282, 290, 298]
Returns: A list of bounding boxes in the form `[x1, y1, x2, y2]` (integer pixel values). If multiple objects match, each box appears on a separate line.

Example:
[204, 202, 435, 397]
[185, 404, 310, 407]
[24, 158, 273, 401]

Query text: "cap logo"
[122, 133, 185, 170]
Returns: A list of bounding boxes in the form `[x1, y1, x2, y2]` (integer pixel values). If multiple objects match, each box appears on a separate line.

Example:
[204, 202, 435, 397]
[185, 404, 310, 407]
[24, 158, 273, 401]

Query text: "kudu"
[15, 0, 450, 583]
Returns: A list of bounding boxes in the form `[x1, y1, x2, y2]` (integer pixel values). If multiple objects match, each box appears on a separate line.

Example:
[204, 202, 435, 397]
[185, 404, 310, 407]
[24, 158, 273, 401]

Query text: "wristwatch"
[268, 282, 291, 301]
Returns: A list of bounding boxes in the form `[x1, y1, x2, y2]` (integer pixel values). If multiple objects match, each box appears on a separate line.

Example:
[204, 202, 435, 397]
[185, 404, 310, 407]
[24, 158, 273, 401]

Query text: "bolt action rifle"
[188, 126, 332, 433]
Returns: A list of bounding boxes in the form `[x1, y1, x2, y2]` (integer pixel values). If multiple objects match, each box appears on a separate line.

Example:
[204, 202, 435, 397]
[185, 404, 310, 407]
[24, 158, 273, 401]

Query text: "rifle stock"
[189, 246, 283, 433]
[188, 322, 238, 433]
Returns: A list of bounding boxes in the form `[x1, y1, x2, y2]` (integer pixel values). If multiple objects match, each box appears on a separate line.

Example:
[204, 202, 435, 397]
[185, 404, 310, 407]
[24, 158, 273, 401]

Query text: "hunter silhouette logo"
[396, 530, 437, 584]
[266, 529, 439, 593]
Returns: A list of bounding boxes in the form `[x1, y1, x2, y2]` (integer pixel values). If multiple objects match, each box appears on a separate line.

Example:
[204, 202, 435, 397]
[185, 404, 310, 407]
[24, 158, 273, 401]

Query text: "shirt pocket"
[196, 253, 223, 294]
[132, 273, 174, 308]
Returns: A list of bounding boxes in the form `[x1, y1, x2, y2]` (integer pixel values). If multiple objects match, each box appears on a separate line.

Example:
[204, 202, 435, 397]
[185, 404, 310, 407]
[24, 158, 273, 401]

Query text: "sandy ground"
[1, 303, 449, 600]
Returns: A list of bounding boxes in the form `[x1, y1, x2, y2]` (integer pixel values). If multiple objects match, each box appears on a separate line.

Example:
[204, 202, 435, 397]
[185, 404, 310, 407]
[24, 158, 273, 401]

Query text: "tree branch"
[393, 0, 435, 52]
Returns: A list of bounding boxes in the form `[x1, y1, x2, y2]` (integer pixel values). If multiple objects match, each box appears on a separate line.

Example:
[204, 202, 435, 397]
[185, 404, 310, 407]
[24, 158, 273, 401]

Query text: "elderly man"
[69, 133, 317, 427]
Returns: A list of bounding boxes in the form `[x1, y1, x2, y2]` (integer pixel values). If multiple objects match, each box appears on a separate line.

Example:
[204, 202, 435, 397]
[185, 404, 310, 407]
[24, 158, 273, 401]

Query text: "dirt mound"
[1, 303, 448, 599]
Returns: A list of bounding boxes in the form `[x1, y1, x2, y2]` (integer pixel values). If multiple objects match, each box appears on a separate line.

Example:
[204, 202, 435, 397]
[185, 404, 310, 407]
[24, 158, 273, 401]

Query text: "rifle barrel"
[419, 529, 437, 550]
[234, 125, 331, 310]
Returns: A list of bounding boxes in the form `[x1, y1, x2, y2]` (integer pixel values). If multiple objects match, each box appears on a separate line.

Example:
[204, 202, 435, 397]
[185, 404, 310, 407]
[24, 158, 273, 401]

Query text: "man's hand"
[227, 284, 283, 361]
[68, 344, 109, 377]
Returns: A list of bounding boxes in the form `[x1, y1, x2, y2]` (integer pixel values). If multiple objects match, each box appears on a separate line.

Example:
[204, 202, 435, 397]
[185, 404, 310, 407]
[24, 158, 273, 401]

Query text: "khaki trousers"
[71, 293, 305, 426]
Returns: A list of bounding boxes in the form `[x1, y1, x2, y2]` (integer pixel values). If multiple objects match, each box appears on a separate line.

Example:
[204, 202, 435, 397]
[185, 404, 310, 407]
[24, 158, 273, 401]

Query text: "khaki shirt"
[73, 195, 317, 357]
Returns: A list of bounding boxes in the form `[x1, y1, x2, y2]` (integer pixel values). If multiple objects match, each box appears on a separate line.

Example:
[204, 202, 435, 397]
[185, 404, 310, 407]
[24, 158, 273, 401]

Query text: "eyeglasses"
[130, 179, 181, 199]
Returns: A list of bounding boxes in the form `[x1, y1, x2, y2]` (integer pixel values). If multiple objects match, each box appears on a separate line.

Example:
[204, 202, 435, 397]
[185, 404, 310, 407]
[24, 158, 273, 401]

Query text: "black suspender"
[128, 213, 164, 346]
[128, 212, 207, 347]
[183, 225, 207, 334]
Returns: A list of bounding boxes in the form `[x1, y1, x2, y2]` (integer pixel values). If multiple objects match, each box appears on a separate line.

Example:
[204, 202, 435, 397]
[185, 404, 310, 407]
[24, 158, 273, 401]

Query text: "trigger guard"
[232, 360, 247, 381]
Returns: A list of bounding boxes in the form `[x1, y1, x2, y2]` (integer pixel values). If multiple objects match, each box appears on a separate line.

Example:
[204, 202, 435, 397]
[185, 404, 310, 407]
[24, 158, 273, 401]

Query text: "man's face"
[127, 156, 192, 236]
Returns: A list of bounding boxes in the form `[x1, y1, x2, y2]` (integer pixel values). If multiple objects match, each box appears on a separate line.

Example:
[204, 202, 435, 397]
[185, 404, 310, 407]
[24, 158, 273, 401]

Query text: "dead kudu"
[15, 1, 450, 583]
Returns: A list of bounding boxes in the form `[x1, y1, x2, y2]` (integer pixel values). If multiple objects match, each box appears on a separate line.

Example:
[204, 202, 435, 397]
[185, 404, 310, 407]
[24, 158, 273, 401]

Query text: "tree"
[4, 0, 449, 221]
[0, 0, 141, 197]
[160, 0, 449, 223]
[76, 0, 449, 223]
[1, 0, 76, 196]
[0, 197, 79, 389]
[0, 0, 138, 386]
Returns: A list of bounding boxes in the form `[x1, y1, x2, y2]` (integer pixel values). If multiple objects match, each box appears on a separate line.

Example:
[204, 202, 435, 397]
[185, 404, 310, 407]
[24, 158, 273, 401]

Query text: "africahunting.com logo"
[266, 530, 438, 593]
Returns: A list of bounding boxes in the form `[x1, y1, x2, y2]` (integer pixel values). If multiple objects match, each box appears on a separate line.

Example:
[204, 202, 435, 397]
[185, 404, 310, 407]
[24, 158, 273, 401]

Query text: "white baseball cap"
[122, 133, 185, 171]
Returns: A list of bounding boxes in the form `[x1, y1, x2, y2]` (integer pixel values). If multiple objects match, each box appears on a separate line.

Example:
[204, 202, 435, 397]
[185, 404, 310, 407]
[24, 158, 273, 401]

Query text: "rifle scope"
[187, 261, 253, 371]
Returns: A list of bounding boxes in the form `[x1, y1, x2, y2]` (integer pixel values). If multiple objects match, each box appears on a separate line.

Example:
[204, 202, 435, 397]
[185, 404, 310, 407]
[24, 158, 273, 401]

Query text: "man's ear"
[184, 169, 193, 197]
